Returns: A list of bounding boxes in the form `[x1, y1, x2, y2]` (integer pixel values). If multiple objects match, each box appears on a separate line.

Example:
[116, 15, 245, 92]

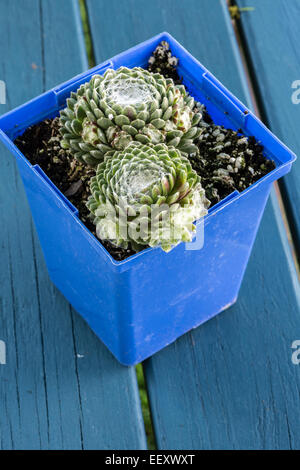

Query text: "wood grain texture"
[86, 0, 252, 105]
[0, 0, 146, 450]
[85, 0, 300, 449]
[145, 192, 300, 449]
[237, 0, 300, 252]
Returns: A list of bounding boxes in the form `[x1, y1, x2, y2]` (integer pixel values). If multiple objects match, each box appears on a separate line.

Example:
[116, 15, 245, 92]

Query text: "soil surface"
[15, 119, 136, 261]
[14, 42, 275, 261]
[190, 124, 275, 206]
[147, 40, 182, 85]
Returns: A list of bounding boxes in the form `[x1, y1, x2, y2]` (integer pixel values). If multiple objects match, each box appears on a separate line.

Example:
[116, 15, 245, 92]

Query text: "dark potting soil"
[14, 41, 275, 261]
[14, 118, 136, 261]
[147, 42, 275, 205]
[189, 124, 276, 206]
[147, 40, 182, 85]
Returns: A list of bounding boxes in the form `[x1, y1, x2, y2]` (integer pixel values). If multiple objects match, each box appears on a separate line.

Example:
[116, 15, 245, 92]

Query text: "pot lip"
[0, 32, 297, 271]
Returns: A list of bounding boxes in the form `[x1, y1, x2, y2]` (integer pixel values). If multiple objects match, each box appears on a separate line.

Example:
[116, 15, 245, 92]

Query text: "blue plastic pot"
[0, 33, 296, 365]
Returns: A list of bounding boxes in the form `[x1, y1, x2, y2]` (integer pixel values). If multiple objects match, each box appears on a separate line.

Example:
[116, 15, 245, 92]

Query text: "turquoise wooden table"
[0, 0, 299, 450]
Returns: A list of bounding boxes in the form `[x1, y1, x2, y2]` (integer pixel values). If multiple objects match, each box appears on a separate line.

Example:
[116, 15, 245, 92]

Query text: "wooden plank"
[86, 0, 300, 449]
[145, 193, 300, 449]
[237, 0, 300, 252]
[86, 0, 251, 104]
[0, 0, 146, 450]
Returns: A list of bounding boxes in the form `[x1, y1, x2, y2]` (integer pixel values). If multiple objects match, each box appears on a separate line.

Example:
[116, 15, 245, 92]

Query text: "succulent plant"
[59, 67, 202, 166]
[87, 141, 209, 252]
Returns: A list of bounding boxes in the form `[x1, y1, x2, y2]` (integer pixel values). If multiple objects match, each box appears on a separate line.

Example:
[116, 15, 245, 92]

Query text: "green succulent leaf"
[59, 67, 203, 166]
[87, 142, 209, 252]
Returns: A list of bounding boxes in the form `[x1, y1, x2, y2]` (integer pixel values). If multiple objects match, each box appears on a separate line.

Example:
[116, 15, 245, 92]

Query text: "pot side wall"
[16, 150, 271, 365]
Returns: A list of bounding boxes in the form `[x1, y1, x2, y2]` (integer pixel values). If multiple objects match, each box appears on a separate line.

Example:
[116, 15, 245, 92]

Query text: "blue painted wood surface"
[86, 0, 300, 449]
[0, 0, 146, 450]
[86, 0, 252, 105]
[237, 0, 300, 253]
[145, 193, 300, 449]
[0, 0, 299, 450]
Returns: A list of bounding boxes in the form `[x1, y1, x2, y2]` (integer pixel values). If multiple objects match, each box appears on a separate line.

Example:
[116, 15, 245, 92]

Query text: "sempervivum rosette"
[87, 142, 209, 252]
[59, 67, 202, 166]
